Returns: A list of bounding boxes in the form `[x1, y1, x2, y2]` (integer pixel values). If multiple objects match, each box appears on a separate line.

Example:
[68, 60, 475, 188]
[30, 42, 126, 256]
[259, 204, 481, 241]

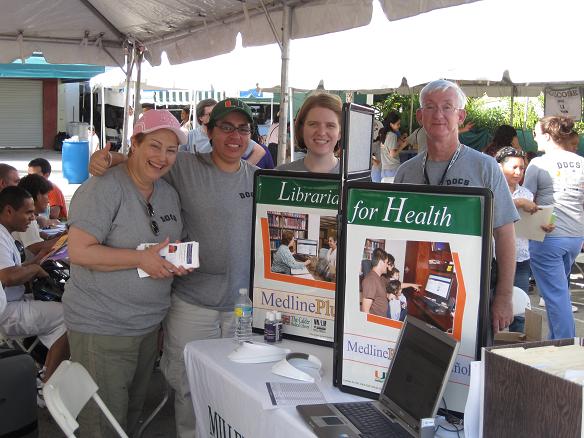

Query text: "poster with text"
[335, 183, 492, 413]
[251, 171, 341, 345]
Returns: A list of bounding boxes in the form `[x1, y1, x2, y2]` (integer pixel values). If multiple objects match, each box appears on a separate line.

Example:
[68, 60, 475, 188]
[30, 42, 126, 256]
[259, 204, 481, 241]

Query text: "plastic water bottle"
[275, 311, 283, 342]
[234, 288, 253, 343]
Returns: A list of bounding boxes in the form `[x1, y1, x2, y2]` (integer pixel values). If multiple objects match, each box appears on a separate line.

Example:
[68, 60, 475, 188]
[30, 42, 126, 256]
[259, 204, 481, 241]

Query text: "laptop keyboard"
[335, 402, 412, 438]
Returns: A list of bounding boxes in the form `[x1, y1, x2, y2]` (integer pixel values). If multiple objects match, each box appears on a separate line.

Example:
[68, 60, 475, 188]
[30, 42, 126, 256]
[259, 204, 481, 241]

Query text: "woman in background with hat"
[64, 109, 188, 437]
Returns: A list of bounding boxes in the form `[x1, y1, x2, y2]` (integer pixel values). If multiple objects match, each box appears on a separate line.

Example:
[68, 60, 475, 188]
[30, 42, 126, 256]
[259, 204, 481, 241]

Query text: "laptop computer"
[297, 316, 459, 437]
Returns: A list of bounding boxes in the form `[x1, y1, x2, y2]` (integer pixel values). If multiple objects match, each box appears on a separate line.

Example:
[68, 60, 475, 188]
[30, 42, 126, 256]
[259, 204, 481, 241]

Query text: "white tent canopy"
[0, 0, 479, 67]
[111, 0, 584, 97]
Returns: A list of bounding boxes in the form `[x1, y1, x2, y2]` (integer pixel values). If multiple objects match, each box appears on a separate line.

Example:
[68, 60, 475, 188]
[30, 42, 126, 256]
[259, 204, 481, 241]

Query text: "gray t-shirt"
[394, 145, 519, 229]
[277, 158, 340, 173]
[523, 150, 584, 237]
[164, 152, 257, 311]
[63, 165, 183, 336]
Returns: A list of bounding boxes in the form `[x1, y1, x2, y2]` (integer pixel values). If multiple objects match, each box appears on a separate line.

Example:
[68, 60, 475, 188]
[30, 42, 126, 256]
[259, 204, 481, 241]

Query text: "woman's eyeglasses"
[216, 122, 251, 135]
[146, 202, 160, 236]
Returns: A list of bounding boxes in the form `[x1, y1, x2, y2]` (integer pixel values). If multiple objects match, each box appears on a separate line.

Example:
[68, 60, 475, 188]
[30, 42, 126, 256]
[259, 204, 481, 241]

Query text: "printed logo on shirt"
[239, 191, 254, 199]
[445, 178, 470, 186]
[159, 213, 178, 223]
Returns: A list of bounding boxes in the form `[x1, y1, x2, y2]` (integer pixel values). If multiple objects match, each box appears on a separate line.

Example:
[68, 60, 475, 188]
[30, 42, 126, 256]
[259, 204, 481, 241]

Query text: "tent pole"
[121, 50, 134, 154]
[90, 85, 94, 147]
[510, 86, 515, 125]
[409, 89, 414, 134]
[133, 48, 144, 127]
[523, 97, 529, 131]
[289, 87, 294, 162]
[100, 85, 106, 149]
[277, 2, 291, 165]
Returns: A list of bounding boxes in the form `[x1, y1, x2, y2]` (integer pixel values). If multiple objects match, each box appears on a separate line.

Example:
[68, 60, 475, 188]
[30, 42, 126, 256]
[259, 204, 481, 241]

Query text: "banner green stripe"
[256, 175, 340, 210]
[347, 189, 482, 235]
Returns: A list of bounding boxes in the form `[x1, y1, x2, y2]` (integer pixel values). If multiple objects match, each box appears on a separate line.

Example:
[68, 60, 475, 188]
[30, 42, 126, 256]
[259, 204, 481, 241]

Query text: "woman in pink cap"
[63, 109, 190, 437]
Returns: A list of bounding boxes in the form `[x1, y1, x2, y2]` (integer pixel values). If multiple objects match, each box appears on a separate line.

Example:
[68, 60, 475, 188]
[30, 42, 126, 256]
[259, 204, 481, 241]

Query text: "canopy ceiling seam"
[143, 0, 307, 48]
[77, 0, 126, 42]
[259, 0, 283, 50]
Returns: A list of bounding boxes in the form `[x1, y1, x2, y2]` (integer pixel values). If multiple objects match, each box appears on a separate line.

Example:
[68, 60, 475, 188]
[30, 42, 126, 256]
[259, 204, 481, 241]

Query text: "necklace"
[422, 144, 462, 186]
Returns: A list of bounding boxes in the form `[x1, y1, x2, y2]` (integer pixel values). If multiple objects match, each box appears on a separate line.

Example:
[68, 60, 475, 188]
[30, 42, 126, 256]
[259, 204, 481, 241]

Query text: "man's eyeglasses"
[146, 202, 160, 236]
[494, 146, 526, 163]
[421, 104, 459, 114]
[216, 123, 251, 135]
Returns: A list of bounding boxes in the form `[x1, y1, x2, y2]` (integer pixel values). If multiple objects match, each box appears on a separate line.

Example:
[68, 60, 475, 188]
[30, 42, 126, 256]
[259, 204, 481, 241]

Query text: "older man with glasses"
[394, 79, 519, 336]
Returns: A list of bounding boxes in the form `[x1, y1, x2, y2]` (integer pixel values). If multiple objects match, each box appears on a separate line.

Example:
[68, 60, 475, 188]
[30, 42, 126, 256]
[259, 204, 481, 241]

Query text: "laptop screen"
[381, 319, 457, 423]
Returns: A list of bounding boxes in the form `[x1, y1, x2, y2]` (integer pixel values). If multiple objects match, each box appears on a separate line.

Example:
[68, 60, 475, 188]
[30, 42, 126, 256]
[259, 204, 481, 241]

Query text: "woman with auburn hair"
[277, 92, 342, 173]
[524, 115, 584, 339]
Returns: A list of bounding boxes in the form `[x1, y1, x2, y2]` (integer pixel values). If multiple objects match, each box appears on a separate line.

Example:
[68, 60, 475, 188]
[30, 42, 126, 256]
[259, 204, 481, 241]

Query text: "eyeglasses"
[146, 202, 160, 236]
[421, 104, 459, 114]
[216, 123, 251, 135]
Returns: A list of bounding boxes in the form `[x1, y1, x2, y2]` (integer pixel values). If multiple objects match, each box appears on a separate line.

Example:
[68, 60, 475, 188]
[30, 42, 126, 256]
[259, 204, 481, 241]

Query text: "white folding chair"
[44, 360, 129, 438]
[0, 332, 40, 353]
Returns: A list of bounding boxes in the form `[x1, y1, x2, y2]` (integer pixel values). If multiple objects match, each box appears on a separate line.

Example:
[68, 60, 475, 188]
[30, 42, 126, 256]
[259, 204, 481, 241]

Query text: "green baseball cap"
[209, 98, 253, 125]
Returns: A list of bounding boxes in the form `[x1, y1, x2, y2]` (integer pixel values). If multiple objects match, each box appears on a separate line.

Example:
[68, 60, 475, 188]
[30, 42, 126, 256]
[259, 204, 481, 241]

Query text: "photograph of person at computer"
[267, 211, 337, 282]
[359, 238, 458, 332]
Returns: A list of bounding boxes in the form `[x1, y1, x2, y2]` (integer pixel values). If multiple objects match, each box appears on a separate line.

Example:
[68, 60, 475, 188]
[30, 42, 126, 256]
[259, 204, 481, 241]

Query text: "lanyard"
[422, 144, 463, 186]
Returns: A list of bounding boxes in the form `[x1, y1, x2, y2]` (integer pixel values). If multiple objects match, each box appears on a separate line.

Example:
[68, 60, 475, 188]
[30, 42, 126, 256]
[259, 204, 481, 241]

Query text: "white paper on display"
[136, 241, 199, 278]
[514, 205, 554, 241]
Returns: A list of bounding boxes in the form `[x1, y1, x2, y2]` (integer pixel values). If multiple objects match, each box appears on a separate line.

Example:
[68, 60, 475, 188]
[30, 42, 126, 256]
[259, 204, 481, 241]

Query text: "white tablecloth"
[183, 336, 363, 438]
[184, 336, 464, 438]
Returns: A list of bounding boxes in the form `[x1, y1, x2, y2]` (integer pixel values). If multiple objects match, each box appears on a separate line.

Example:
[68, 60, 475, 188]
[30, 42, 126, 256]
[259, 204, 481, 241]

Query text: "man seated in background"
[28, 158, 67, 220]
[15, 175, 61, 258]
[0, 186, 69, 383]
[0, 164, 20, 190]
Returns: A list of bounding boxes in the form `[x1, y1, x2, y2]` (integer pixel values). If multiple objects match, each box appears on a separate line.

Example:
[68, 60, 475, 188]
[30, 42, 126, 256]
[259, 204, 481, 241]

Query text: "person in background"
[394, 80, 518, 334]
[15, 175, 60, 257]
[371, 119, 383, 182]
[180, 106, 193, 133]
[380, 111, 404, 181]
[89, 98, 258, 437]
[0, 164, 20, 190]
[63, 109, 187, 437]
[250, 123, 274, 169]
[495, 146, 553, 332]
[27, 158, 67, 220]
[278, 92, 342, 173]
[483, 124, 521, 157]
[266, 112, 280, 163]
[386, 279, 406, 321]
[325, 236, 337, 279]
[88, 125, 100, 155]
[524, 116, 584, 339]
[271, 230, 311, 274]
[0, 186, 69, 386]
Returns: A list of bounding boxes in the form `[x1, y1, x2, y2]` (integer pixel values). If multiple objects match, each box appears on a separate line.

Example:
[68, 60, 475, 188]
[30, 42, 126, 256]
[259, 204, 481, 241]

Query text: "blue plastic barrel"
[62, 140, 89, 184]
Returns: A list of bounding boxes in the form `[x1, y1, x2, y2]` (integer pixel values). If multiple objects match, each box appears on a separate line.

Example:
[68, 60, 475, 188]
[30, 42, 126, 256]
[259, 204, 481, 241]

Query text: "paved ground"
[1, 148, 582, 436]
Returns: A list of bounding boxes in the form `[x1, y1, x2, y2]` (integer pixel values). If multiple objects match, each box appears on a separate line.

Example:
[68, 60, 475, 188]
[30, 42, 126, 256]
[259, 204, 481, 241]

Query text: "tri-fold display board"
[334, 182, 493, 414]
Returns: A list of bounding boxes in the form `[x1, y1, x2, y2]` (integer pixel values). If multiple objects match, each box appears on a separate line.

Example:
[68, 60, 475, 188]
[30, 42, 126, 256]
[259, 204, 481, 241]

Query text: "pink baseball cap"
[132, 109, 188, 145]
